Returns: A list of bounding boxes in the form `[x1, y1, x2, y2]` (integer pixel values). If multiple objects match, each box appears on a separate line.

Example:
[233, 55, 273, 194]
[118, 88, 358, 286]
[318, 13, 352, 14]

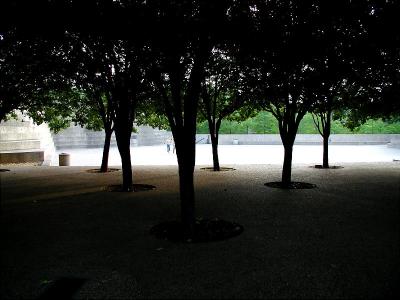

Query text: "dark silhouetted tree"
[147, 0, 232, 234]
[244, 0, 323, 186]
[200, 48, 253, 171]
[335, 0, 400, 130]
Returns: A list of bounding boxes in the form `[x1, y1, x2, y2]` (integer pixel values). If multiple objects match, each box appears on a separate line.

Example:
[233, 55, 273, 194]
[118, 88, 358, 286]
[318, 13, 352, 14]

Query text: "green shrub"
[197, 112, 400, 134]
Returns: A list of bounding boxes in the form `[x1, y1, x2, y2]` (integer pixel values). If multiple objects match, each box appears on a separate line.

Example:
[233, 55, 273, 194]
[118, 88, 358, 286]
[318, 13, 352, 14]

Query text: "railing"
[196, 137, 207, 144]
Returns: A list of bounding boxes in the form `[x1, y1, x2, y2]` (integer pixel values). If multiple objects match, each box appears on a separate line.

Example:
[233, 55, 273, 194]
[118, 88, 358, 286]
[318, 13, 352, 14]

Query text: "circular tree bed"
[151, 218, 244, 243]
[86, 168, 120, 173]
[200, 167, 236, 172]
[106, 184, 156, 192]
[312, 165, 344, 169]
[265, 181, 317, 189]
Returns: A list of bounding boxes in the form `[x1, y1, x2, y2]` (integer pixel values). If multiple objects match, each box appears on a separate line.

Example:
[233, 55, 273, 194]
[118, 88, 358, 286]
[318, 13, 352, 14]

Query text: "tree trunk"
[176, 133, 196, 237]
[322, 133, 329, 168]
[210, 119, 221, 171]
[115, 124, 133, 192]
[179, 162, 195, 234]
[100, 129, 113, 172]
[323, 111, 331, 168]
[211, 137, 220, 171]
[282, 143, 293, 186]
[209, 123, 220, 171]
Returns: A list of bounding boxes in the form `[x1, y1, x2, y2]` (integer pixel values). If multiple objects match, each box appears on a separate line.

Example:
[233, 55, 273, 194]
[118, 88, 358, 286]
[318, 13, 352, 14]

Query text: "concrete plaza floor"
[0, 160, 399, 298]
[52, 144, 400, 166]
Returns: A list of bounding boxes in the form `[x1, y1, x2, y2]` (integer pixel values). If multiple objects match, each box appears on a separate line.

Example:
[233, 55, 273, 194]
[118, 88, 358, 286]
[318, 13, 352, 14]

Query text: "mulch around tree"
[86, 168, 120, 173]
[200, 167, 236, 172]
[265, 181, 317, 189]
[106, 184, 156, 192]
[150, 218, 244, 243]
[312, 165, 344, 169]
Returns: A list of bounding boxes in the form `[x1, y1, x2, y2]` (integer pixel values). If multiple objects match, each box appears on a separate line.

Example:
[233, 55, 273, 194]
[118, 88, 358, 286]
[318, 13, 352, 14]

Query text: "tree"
[49, 1, 151, 189]
[307, 0, 400, 169]
[334, 0, 400, 130]
[72, 35, 151, 191]
[112, 40, 151, 191]
[199, 48, 253, 171]
[147, 0, 233, 235]
[5, 33, 118, 173]
[30, 86, 116, 173]
[0, 34, 66, 122]
[2, 0, 152, 186]
[243, 0, 394, 185]
[244, 0, 323, 187]
[65, 35, 118, 173]
[307, 5, 351, 169]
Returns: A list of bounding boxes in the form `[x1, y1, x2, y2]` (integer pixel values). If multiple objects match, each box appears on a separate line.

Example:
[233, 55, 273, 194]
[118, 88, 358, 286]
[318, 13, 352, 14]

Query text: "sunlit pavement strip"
[52, 144, 400, 167]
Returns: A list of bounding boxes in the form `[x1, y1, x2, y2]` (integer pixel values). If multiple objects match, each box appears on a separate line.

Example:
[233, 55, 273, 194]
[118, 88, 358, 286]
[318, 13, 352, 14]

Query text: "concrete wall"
[136, 126, 170, 146]
[0, 151, 44, 165]
[52, 124, 169, 149]
[0, 112, 56, 165]
[196, 133, 400, 146]
[52, 125, 119, 149]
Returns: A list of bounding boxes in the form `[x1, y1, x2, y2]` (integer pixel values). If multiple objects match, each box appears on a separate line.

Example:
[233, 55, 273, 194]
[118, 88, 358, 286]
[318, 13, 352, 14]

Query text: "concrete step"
[0, 150, 44, 165]
[0, 140, 41, 151]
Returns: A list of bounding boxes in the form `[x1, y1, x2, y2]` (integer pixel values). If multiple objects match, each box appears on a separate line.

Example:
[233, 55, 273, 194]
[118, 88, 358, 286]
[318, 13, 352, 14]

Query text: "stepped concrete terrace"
[0, 114, 55, 165]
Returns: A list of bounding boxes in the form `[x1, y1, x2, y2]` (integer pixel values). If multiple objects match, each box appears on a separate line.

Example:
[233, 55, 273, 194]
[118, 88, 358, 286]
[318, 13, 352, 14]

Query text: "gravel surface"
[1, 162, 399, 299]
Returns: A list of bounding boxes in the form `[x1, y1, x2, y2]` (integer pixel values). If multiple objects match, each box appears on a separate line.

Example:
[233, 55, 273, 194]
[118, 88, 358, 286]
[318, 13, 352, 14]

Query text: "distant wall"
[196, 133, 400, 147]
[136, 126, 171, 146]
[52, 125, 119, 149]
[52, 124, 170, 149]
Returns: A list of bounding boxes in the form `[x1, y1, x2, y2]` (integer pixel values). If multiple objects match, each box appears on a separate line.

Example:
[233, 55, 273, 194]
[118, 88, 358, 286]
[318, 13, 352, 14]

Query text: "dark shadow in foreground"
[37, 277, 86, 300]
[106, 184, 156, 192]
[200, 167, 236, 172]
[265, 181, 317, 189]
[151, 218, 243, 243]
[86, 168, 120, 173]
[312, 165, 344, 169]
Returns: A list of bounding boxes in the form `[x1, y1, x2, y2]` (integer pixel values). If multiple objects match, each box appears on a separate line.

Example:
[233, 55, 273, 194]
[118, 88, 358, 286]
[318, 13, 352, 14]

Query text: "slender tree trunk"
[209, 119, 221, 171]
[211, 136, 220, 171]
[100, 128, 113, 172]
[282, 143, 293, 186]
[322, 133, 329, 168]
[322, 110, 331, 168]
[209, 123, 220, 171]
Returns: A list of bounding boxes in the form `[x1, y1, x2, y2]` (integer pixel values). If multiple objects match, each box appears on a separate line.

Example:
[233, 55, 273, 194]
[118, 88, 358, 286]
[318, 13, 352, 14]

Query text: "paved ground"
[52, 144, 400, 166]
[0, 161, 399, 299]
